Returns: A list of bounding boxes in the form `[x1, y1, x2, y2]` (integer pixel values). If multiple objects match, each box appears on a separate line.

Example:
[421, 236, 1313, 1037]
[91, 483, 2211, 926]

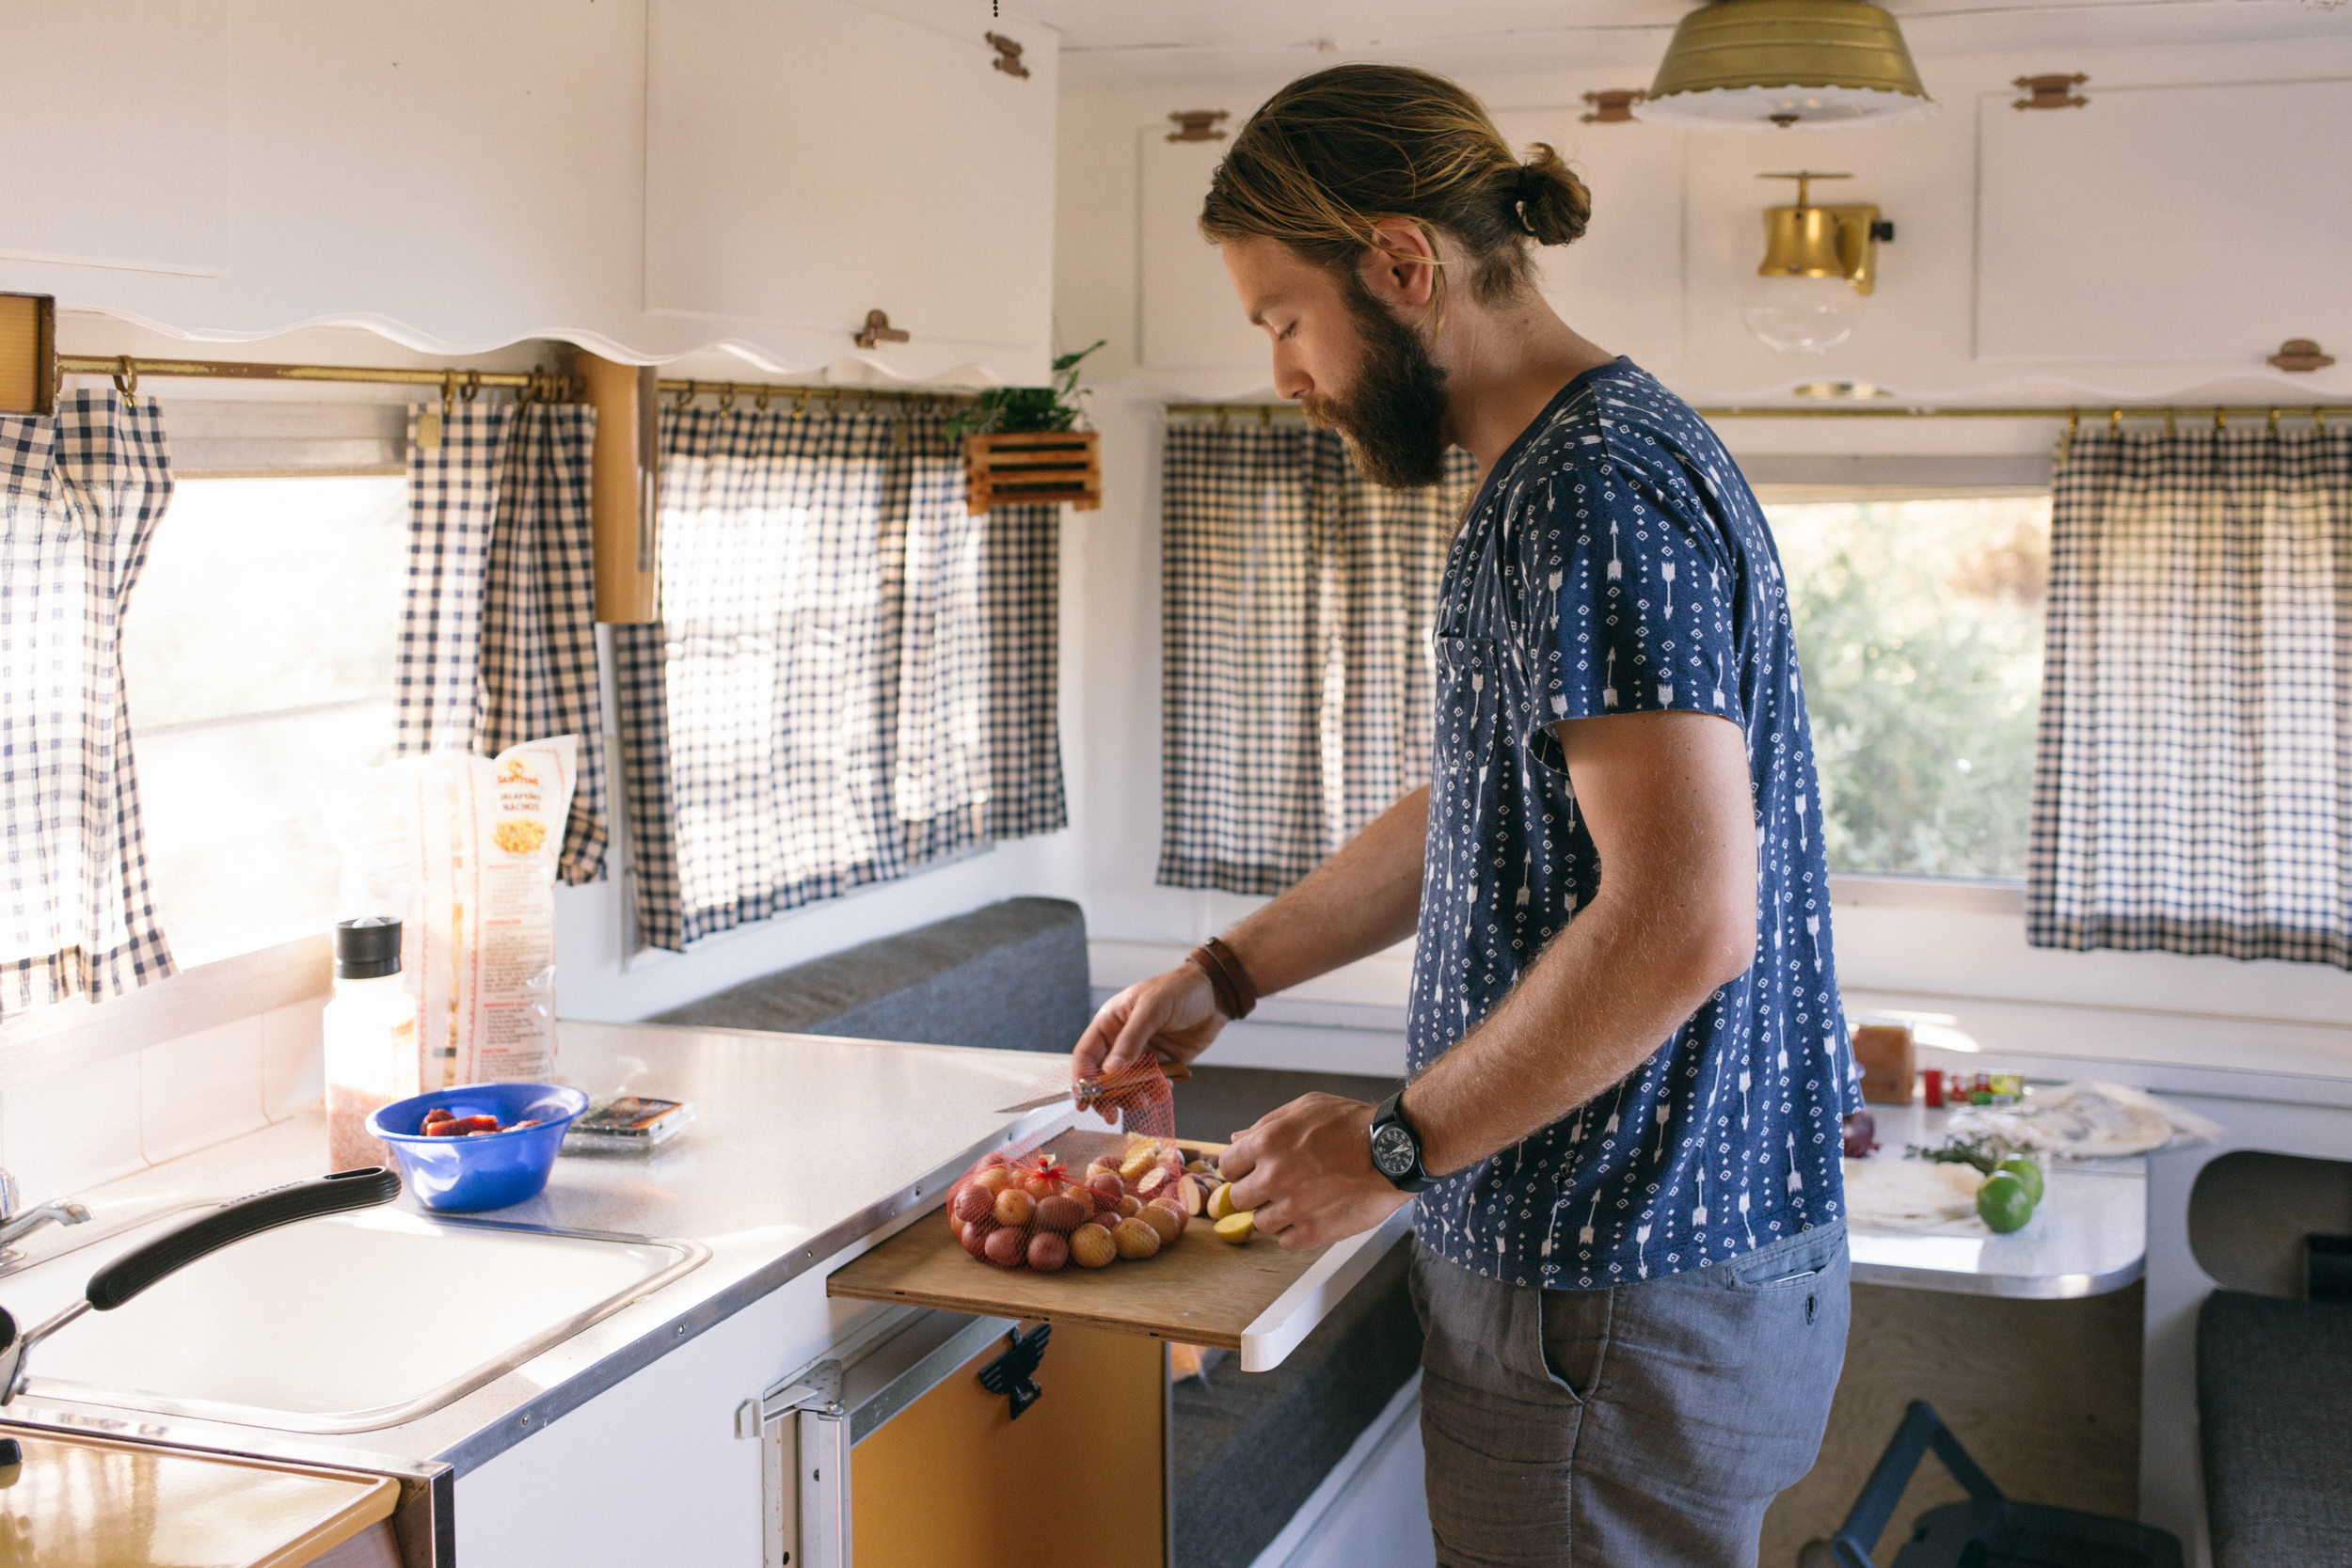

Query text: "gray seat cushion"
[1169, 1065, 1421, 1568]
[652, 896, 1091, 1055]
[2198, 1289, 2352, 1567]
[1175, 1240, 1421, 1568]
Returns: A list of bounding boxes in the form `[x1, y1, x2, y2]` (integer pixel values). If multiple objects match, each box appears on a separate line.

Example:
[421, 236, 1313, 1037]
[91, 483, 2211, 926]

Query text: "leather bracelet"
[1185, 935, 1259, 1021]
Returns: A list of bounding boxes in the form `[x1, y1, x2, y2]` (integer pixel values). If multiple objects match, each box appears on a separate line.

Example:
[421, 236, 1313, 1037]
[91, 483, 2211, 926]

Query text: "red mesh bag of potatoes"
[947, 1062, 1212, 1273]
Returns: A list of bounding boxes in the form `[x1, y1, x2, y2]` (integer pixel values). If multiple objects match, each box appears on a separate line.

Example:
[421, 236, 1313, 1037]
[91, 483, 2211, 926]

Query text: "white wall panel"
[1137, 132, 1265, 370]
[1977, 79, 2352, 363]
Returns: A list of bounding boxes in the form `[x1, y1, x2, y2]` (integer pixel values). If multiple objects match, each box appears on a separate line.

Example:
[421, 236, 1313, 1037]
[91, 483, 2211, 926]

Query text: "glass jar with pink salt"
[325, 916, 419, 1170]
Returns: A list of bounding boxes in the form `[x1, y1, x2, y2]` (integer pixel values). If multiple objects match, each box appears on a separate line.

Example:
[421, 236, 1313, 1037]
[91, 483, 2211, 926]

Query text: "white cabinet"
[1977, 79, 2352, 364]
[647, 0, 1058, 383]
[1135, 110, 1685, 375]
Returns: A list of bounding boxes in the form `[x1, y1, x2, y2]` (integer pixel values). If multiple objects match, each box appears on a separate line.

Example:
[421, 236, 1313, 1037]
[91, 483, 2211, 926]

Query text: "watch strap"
[1185, 935, 1259, 1021]
[1371, 1090, 1429, 1193]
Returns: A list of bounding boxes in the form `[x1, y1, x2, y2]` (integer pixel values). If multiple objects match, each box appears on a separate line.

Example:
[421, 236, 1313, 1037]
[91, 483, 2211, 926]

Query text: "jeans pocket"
[1536, 1285, 1611, 1405]
[1725, 1223, 1848, 1295]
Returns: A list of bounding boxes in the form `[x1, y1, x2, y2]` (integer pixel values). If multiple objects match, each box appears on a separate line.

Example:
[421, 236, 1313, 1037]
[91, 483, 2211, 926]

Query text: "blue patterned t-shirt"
[1408, 358, 1853, 1290]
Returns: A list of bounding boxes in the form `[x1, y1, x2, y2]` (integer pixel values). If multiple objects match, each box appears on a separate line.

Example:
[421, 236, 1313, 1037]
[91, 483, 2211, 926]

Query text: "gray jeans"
[1410, 1221, 1850, 1568]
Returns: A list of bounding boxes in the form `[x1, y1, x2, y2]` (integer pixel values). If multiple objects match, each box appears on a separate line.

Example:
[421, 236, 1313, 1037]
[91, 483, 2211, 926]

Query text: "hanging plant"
[959, 341, 1106, 513]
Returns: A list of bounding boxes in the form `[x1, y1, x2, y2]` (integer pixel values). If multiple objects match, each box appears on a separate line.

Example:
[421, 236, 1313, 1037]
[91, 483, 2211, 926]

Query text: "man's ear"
[1359, 218, 1438, 314]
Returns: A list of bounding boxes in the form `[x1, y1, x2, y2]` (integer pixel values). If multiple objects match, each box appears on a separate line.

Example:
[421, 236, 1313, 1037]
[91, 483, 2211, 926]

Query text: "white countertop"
[1843, 1100, 2146, 1299]
[0, 1022, 1073, 1479]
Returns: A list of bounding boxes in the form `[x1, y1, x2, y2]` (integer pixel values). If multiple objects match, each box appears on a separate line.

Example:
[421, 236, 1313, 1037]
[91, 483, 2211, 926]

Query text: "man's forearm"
[1403, 885, 1745, 1176]
[1220, 786, 1428, 998]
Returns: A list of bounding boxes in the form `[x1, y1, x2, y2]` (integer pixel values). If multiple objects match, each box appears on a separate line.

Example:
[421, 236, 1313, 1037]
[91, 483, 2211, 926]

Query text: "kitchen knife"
[996, 1061, 1191, 1116]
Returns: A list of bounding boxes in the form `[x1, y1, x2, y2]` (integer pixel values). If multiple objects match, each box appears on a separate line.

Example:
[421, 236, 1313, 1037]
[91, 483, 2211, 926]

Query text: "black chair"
[1803, 1401, 2183, 1568]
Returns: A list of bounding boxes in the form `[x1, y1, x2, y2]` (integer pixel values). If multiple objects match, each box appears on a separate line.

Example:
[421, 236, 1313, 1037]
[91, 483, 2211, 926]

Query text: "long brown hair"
[1200, 64, 1592, 308]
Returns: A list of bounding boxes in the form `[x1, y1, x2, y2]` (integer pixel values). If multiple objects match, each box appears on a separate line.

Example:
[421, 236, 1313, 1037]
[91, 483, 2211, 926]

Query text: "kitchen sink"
[0, 1206, 707, 1433]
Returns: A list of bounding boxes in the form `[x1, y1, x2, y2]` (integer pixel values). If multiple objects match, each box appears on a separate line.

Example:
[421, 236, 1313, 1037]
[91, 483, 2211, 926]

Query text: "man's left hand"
[1218, 1093, 1413, 1251]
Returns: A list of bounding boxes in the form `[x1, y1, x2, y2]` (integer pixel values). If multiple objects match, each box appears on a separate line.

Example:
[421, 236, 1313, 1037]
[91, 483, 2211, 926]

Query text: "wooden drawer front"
[853, 1324, 1165, 1568]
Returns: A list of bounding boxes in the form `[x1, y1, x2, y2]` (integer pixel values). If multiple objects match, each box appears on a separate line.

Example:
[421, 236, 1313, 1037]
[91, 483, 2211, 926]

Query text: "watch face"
[1372, 1123, 1417, 1178]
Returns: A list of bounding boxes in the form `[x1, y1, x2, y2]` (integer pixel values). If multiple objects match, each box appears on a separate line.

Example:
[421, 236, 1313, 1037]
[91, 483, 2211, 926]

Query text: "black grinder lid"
[334, 917, 403, 979]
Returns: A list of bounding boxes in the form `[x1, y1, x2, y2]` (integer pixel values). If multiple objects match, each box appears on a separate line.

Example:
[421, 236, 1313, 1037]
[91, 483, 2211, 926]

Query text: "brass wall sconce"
[1758, 172, 1893, 294]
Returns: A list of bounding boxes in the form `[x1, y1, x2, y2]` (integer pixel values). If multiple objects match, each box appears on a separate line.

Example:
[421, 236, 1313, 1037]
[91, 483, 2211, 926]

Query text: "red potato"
[983, 1227, 1027, 1269]
[1118, 1195, 1144, 1219]
[1137, 1167, 1171, 1197]
[1023, 1174, 1063, 1200]
[953, 1185, 996, 1225]
[1027, 1231, 1070, 1273]
[1035, 1194, 1088, 1233]
[1087, 1173, 1124, 1205]
[959, 1220, 993, 1259]
[980, 1150, 1012, 1168]
[1174, 1176, 1205, 1216]
[993, 1189, 1038, 1228]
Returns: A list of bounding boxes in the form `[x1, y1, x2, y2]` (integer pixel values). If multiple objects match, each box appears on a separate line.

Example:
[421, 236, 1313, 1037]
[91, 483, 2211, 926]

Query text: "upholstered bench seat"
[2198, 1290, 2352, 1567]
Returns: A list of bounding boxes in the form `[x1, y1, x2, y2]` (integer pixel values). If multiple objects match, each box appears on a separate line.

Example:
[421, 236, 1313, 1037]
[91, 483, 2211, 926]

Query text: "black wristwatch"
[1369, 1091, 1429, 1194]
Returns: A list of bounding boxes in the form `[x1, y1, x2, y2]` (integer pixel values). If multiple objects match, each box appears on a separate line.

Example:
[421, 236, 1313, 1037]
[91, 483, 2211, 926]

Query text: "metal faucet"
[0, 1170, 89, 1258]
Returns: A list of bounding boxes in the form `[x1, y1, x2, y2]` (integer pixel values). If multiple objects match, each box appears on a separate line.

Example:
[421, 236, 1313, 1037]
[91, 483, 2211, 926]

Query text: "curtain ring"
[442, 370, 459, 409]
[717, 386, 737, 417]
[2268, 406, 2281, 438]
[2213, 405, 2226, 434]
[2108, 407, 2122, 437]
[755, 385, 772, 413]
[1216, 407, 1229, 431]
[2058, 408, 2078, 466]
[460, 370, 481, 404]
[112, 356, 137, 408]
[676, 380, 697, 411]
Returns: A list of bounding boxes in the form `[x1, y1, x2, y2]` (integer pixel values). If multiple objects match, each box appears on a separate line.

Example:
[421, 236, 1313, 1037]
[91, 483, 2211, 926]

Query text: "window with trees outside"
[1762, 493, 2051, 883]
[123, 475, 406, 969]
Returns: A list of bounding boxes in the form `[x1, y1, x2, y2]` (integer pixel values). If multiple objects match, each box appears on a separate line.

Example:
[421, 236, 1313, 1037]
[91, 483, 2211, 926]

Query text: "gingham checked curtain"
[614, 404, 1064, 952]
[0, 389, 177, 1010]
[395, 403, 508, 758]
[394, 400, 609, 886]
[1159, 420, 1475, 894]
[2028, 422, 2352, 965]
[479, 403, 608, 885]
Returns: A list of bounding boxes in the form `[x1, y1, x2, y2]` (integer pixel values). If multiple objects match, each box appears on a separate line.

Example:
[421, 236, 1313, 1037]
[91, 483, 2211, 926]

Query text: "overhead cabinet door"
[1977, 79, 2352, 364]
[647, 0, 1057, 380]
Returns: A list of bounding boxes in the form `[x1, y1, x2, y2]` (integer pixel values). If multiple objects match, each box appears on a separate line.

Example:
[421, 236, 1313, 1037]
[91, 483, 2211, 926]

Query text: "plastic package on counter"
[948, 1061, 1195, 1274]
[327, 736, 578, 1089]
[561, 1095, 694, 1154]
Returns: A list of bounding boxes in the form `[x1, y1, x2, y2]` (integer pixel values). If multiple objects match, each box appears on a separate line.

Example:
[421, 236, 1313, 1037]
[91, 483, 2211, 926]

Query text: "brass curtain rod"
[56, 355, 977, 409]
[1166, 400, 2351, 423]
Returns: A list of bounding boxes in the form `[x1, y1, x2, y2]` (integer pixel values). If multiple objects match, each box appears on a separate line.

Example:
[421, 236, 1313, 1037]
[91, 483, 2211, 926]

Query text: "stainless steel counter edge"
[1851, 1255, 2145, 1299]
[0, 1101, 1075, 1482]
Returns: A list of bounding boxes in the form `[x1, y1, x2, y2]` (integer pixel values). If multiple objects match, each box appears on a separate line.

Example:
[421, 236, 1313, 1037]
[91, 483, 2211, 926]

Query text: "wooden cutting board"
[0, 1424, 399, 1568]
[829, 1137, 1354, 1353]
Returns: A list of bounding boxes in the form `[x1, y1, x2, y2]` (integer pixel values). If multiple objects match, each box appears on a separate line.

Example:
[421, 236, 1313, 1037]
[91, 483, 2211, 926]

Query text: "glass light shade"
[1634, 0, 1935, 132]
[1742, 306, 1854, 355]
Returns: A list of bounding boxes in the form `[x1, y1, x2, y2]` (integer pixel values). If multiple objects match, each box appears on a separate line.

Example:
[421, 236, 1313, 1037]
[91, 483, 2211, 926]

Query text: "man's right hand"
[1072, 963, 1228, 1080]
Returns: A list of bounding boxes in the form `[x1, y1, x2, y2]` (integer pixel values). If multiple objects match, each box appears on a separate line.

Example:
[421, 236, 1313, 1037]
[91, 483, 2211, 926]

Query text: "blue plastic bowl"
[366, 1083, 590, 1213]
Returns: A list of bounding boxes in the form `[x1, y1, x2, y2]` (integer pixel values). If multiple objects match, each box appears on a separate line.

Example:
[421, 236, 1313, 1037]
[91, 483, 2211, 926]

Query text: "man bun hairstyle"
[1200, 64, 1592, 307]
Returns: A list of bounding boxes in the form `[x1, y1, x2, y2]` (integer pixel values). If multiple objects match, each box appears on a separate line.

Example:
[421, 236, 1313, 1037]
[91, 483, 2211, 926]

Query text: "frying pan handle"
[86, 1167, 401, 1312]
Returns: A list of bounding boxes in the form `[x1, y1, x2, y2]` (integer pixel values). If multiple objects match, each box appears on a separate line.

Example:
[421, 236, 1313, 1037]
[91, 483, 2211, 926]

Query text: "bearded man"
[1073, 64, 1856, 1568]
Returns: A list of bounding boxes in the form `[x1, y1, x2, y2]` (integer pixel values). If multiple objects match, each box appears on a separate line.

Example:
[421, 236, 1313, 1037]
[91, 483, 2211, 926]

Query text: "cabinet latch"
[853, 309, 910, 351]
[976, 1323, 1051, 1420]
[985, 32, 1029, 80]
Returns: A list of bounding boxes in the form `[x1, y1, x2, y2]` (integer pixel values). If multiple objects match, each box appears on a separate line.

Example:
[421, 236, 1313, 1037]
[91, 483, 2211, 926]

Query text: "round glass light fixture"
[1634, 0, 1935, 132]
[1742, 305, 1853, 355]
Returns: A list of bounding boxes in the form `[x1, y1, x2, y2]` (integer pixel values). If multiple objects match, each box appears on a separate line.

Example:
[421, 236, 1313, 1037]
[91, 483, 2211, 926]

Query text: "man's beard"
[1300, 273, 1450, 491]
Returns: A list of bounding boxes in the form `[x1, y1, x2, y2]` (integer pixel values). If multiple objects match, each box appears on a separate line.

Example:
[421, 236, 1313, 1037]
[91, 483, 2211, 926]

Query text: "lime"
[1977, 1173, 2035, 1234]
[1996, 1156, 2044, 1205]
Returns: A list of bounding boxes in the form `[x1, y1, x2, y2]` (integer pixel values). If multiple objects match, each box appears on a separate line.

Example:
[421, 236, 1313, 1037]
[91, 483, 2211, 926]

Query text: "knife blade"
[995, 1061, 1191, 1115]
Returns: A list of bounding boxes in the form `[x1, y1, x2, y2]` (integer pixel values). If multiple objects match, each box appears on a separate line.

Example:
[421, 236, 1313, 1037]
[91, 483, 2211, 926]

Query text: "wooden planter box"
[962, 429, 1102, 513]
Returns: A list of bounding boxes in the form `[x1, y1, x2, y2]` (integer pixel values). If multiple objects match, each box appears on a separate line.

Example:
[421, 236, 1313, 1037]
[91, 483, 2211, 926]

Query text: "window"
[122, 475, 406, 968]
[1764, 493, 2051, 882]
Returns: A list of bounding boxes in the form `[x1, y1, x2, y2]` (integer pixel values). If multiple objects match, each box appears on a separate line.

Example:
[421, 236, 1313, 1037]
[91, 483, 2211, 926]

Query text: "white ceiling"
[878, 0, 2352, 85]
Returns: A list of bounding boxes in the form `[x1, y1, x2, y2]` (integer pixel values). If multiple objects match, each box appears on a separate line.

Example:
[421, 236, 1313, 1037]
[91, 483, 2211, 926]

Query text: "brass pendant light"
[1634, 0, 1934, 132]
